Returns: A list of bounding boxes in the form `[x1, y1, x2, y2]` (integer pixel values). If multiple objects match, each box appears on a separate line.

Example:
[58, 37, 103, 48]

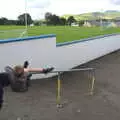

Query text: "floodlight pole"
[100, 9, 103, 30]
[25, 0, 28, 36]
[100, 16, 103, 30]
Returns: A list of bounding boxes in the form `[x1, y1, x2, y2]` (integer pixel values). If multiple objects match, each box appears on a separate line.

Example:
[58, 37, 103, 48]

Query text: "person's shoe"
[43, 67, 54, 74]
[0, 104, 2, 110]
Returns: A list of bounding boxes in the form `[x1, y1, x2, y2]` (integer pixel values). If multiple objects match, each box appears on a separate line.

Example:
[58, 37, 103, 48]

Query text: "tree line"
[0, 12, 118, 26]
[0, 13, 33, 25]
[0, 12, 80, 26]
[44, 12, 76, 25]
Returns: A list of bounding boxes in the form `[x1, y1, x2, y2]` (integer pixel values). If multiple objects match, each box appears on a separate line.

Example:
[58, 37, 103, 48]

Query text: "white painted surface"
[0, 34, 120, 79]
[55, 35, 120, 70]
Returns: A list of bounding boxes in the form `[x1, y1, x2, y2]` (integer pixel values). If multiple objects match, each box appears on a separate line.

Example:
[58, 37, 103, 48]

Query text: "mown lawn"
[0, 25, 120, 43]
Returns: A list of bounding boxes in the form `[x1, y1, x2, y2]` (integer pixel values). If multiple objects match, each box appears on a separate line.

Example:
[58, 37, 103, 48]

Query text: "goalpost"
[0, 29, 28, 40]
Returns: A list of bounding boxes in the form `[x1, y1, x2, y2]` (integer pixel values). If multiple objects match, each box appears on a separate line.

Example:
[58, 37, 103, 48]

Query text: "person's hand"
[24, 61, 29, 68]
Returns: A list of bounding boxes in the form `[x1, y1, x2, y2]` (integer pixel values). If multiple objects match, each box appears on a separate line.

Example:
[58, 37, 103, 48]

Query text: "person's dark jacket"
[0, 72, 10, 110]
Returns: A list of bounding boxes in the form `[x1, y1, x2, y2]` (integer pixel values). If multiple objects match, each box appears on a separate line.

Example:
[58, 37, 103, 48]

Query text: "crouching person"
[4, 63, 54, 92]
[5, 65, 32, 92]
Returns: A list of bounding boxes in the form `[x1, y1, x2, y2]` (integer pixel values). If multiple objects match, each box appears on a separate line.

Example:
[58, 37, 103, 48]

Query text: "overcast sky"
[0, 0, 120, 20]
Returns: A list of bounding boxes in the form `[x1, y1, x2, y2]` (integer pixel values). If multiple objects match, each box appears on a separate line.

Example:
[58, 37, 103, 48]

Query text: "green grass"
[0, 25, 120, 43]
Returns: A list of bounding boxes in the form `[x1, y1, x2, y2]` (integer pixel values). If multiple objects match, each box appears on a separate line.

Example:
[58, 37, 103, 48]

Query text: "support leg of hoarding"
[56, 72, 62, 108]
[90, 69, 95, 95]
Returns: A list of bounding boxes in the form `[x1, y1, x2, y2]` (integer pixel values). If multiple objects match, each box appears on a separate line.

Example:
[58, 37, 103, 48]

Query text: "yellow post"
[56, 72, 61, 107]
[88, 70, 91, 92]
[90, 70, 95, 95]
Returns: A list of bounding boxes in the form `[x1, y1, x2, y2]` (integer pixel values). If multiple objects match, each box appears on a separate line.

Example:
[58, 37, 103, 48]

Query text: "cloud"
[110, 0, 120, 5]
[28, 0, 51, 9]
[1, 0, 120, 20]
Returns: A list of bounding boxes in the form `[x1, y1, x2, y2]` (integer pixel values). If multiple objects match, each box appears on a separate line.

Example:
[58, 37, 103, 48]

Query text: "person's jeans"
[0, 84, 3, 110]
[0, 72, 10, 110]
[26, 73, 32, 87]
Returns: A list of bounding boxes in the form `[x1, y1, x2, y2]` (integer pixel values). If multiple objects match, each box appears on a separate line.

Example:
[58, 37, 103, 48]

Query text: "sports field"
[0, 25, 120, 43]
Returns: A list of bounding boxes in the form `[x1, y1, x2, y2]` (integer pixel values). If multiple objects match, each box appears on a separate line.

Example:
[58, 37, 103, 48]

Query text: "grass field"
[0, 25, 120, 43]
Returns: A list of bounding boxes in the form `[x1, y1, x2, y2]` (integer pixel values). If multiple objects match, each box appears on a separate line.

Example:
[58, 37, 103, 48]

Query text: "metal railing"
[31, 67, 95, 108]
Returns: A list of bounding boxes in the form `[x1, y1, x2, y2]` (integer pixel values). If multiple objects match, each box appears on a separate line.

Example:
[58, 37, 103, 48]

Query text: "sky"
[0, 0, 120, 20]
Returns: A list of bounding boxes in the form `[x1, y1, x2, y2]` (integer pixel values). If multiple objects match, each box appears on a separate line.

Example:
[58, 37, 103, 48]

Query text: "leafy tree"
[45, 12, 62, 25]
[60, 18, 66, 25]
[51, 14, 61, 25]
[78, 20, 84, 26]
[18, 13, 33, 25]
[6, 20, 17, 25]
[0, 17, 8, 25]
[67, 16, 76, 25]
[45, 12, 52, 25]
